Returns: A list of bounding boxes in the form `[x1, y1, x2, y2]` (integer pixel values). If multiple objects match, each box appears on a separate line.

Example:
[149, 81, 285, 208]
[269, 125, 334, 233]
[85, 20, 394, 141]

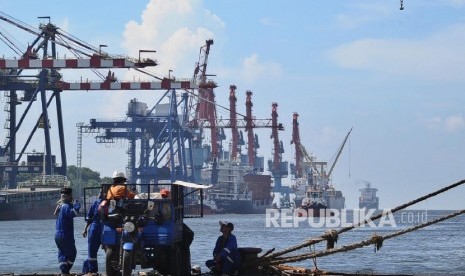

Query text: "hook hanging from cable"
[400, 0, 404, 10]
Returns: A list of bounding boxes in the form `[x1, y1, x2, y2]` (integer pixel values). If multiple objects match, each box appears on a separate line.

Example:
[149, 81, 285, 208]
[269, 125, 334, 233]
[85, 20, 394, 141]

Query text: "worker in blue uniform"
[206, 221, 241, 275]
[54, 187, 81, 276]
[82, 190, 104, 275]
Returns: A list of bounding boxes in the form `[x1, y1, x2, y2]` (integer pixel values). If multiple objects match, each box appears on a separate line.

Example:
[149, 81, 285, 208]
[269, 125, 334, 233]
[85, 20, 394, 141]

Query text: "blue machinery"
[78, 92, 198, 186]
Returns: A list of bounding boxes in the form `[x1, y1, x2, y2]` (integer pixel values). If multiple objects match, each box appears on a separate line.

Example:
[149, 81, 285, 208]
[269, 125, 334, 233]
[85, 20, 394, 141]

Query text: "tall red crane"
[189, 39, 220, 183]
[245, 90, 255, 167]
[269, 103, 288, 194]
[229, 85, 239, 161]
[271, 103, 281, 170]
[291, 112, 303, 178]
[191, 39, 218, 159]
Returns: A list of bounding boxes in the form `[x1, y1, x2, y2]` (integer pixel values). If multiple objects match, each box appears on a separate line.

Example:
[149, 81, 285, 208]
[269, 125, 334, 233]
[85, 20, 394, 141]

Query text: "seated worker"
[106, 171, 135, 200]
[206, 221, 241, 275]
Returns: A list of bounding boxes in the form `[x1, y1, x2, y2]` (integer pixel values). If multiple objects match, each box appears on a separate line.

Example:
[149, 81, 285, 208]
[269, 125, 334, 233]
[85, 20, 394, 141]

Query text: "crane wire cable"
[0, 25, 23, 55]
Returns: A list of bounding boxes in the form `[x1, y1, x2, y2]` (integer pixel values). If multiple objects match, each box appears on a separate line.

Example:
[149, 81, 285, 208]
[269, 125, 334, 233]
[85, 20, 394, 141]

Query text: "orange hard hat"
[160, 188, 170, 197]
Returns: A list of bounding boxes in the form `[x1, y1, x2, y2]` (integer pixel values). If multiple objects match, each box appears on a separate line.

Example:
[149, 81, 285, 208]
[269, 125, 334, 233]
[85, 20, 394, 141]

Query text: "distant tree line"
[67, 165, 112, 188]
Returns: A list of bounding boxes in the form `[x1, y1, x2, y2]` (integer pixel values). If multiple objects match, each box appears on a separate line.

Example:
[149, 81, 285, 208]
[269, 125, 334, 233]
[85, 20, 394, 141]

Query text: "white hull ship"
[359, 182, 379, 210]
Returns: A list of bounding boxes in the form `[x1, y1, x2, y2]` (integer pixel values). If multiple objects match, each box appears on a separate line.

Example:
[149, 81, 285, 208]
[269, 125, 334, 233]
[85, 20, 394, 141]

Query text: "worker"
[191, 265, 202, 275]
[160, 188, 170, 198]
[103, 171, 135, 276]
[106, 171, 135, 200]
[159, 188, 172, 222]
[54, 187, 81, 276]
[206, 221, 241, 275]
[82, 190, 104, 275]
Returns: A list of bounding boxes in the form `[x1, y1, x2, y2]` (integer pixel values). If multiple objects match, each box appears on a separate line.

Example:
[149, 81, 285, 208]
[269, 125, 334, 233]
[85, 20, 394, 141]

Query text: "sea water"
[0, 210, 464, 275]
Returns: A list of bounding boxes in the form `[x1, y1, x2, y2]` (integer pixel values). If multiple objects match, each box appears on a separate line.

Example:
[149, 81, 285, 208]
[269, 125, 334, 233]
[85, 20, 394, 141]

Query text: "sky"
[1, 0, 465, 210]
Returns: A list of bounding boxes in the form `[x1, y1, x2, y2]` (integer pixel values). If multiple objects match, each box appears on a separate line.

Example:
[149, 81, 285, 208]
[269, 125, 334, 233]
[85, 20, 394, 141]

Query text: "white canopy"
[173, 180, 212, 189]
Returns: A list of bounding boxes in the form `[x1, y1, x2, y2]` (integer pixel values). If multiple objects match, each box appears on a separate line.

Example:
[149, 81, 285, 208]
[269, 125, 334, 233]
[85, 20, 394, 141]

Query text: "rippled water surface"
[0, 210, 464, 275]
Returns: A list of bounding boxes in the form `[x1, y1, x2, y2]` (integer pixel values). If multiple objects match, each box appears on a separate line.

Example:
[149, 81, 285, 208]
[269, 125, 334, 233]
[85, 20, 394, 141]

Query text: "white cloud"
[336, 3, 391, 29]
[259, 17, 278, 27]
[447, 0, 465, 7]
[239, 54, 283, 83]
[121, 0, 223, 78]
[92, 0, 227, 115]
[328, 23, 465, 81]
[445, 115, 465, 131]
[420, 115, 442, 130]
[417, 114, 465, 132]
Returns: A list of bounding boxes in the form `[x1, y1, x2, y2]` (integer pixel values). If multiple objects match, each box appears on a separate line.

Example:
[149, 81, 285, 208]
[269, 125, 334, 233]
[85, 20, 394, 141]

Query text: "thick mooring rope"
[262, 209, 465, 266]
[261, 179, 465, 260]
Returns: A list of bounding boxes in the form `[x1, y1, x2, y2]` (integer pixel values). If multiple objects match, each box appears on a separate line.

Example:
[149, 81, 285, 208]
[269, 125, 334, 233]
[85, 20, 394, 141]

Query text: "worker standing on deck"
[54, 187, 81, 276]
[206, 221, 241, 275]
[82, 189, 104, 275]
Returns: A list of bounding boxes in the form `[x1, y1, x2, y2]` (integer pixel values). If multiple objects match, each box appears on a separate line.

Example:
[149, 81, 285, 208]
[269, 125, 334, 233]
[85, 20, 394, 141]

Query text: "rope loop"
[322, 229, 339, 249]
[371, 234, 384, 252]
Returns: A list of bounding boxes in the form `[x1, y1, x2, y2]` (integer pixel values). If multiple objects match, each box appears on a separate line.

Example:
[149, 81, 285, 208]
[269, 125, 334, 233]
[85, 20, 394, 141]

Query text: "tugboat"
[359, 181, 379, 210]
[296, 184, 330, 217]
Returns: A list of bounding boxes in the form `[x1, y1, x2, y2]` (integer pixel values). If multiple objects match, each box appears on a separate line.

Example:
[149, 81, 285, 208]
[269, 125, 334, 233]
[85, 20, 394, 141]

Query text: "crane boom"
[0, 79, 196, 91]
[299, 143, 323, 175]
[0, 56, 156, 69]
[327, 127, 353, 178]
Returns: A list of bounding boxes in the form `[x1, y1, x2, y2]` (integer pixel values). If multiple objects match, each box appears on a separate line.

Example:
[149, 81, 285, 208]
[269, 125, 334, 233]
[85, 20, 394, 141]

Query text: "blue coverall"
[206, 234, 241, 275]
[82, 198, 103, 274]
[55, 201, 80, 274]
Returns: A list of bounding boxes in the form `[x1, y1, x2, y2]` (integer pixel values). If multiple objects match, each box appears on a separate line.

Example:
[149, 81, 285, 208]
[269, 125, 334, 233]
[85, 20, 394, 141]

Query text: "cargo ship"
[205, 159, 274, 214]
[0, 175, 69, 221]
[359, 182, 379, 210]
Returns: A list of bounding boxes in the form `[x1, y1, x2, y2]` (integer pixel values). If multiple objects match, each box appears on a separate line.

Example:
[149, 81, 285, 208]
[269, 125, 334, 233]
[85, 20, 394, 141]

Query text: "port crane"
[291, 111, 326, 184]
[267, 103, 290, 207]
[268, 103, 288, 192]
[187, 39, 220, 184]
[294, 127, 353, 187]
[186, 40, 283, 185]
[289, 111, 351, 210]
[245, 91, 256, 168]
[229, 85, 240, 161]
[77, 92, 195, 186]
[0, 11, 198, 189]
[78, 39, 281, 188]
[290, 112, 303, 179]
[291, 112, 321, 186]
